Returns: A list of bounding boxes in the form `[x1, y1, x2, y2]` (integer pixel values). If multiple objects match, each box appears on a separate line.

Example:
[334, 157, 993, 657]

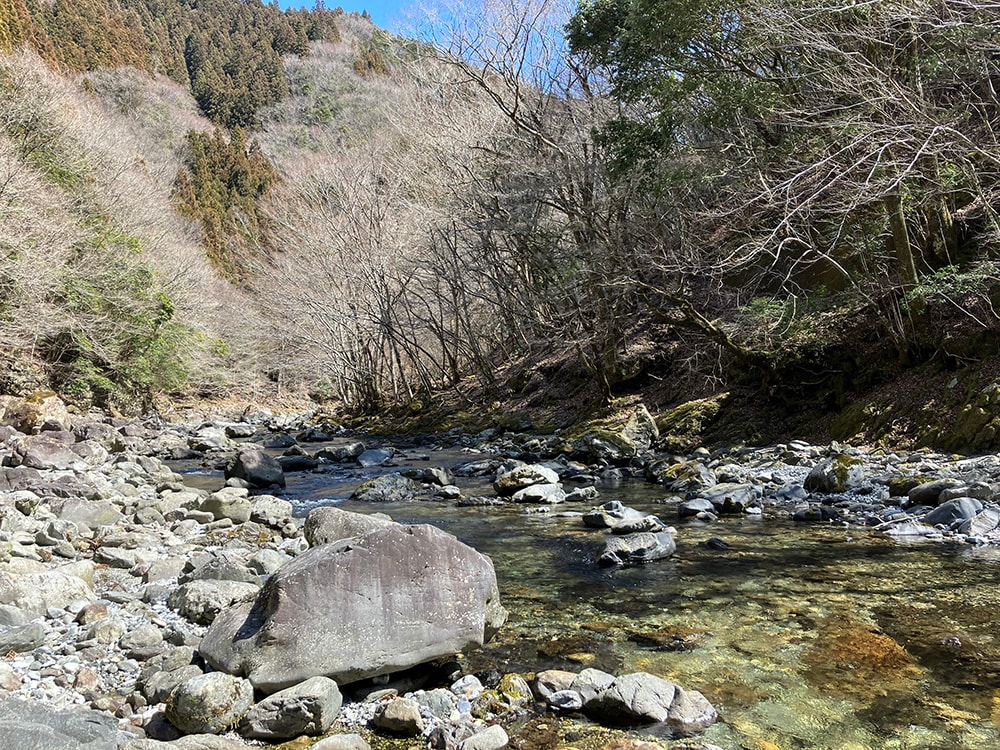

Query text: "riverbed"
[181, 439, 1000, 750]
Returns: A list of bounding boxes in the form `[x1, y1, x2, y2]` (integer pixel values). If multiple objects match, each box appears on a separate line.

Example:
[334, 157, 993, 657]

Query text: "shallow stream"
[183, 443, 1000, 749]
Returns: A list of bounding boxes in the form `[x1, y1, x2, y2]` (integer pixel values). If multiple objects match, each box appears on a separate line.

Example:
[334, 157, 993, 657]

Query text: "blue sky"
[277, 0, 414, 33]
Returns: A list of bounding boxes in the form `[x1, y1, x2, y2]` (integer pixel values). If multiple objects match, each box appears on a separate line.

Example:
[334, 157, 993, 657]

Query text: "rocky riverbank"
[1, 393, 998, 750]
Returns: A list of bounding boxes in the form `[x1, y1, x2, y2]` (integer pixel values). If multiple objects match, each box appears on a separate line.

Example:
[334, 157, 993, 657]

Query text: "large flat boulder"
[200, 524, 507, 693]
[0, 697, 122, 749]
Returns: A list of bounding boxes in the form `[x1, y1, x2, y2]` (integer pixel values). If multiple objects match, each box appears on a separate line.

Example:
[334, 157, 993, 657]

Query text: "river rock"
[419, 466, 454, 486]
[610, 514, 669, 534]
[458, 724, 509, 750]
[200, 523, 507, 692]
[804, 456, 861, 493]
[511, 483, 566, 504]
[224, 422, 256, 439]
[793, 505, 841, 523]
[907, 478, 965, 507]
[249, 494, 294, 528]
[165, 672, 254, 734]
[0, 569, 94, 614]
[142, 665, 206, 704]
[959, 507, 1000, 537]
[6, 434, 84, 471]
[570, 668, 616, 703]
[372, 697, 423, 735]
[304, 507, 395, 547]
[583, 500, 647, 529]
[188, 426, 234, 453]
[598, 531, 676, 566]
[534, 669, 577, 700]
[350, 474, 419, 503]
[667, 687, 719, 732]
[277, 453, 319, 472]
[225, 449, 285, 488]
[699, 482, 758, 514]
[311, 734, 371, 750]
[0, 697, 123, 749]
[584, 672, 678, 723]
[262, 433, 297, 450]
[493, 464, 560, 496]
[0, 393, 71, 434]
[240, 675, 343, 739]
[0, 623, 44, 653]
[357, 447, 395, 467]
[649, 460, 717, 493]
[168, 579, 260, 625]
[678, 497, 716, 518]
[923, 497, 982, 527]
[200, 488, 252, 524]
[317, 442, 365, 462]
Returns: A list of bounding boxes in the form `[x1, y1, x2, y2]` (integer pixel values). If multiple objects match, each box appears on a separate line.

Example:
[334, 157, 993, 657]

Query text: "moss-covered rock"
[655, 393, 729, 453]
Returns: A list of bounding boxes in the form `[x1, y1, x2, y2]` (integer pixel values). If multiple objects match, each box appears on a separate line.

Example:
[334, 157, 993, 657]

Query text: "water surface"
[184, 444, 1000, 749]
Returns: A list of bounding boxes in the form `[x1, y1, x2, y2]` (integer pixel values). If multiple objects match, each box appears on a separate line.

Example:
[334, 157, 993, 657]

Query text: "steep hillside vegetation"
[2, 0, 1000, 454]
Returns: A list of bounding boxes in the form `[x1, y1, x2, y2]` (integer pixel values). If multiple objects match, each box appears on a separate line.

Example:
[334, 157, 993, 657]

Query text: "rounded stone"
[165, 672, 254, 734]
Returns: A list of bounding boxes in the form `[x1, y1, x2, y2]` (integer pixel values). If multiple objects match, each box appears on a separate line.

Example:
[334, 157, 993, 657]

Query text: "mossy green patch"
[655, 393, 730, 453]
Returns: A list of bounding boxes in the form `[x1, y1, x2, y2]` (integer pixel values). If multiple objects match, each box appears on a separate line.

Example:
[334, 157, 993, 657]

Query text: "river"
[180, 437, 1000, 750]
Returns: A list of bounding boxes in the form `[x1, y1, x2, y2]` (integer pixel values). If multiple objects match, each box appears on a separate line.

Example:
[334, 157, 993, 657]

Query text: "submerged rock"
[598, 532, 676, 566]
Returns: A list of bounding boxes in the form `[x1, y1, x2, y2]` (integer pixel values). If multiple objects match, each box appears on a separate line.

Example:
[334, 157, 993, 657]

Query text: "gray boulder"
[923, 497, 983, 528]
[225, 449, 285, 488]
[493, 464, 560, 496]
[907, 478, 965, 507]
[0, 698, 122, 749]
[959, 507, 1000, 537]
[168, 580, 260, 625]
[6, 434, 83, 471]
[0, 623, 44, 654]
[249, 495, 294, 528]
[678, 497, 716, 518]
[420, 466, 454, 486]
[349, 474, 419, 503]
[584, 672, 677, 723]
[200, 488, 252, 524]
[792, 505, 841, 523]
[311, 735, 371, 750]
[582, 501, 646, 529]
[569, 668, 616, 703]
[200, 524, 507, 693]
[804, 457, 860, 493]
[240, 676, 342, 739]
[317, 442, 365, 462]
[458, 724, 509, 750]
[141, 665, 205, 704]
[165, 673, 254, 735]
[511, 483, 566, 504]
[0, 570, 94, 614]
[533, 669, 577, 700]
[372, 697, 423, 735]
[357, 447, 395, 467]
[598, 532, 676, 566]
[304, 507, 394, 547]
[698, 483, 758, 514]
[667, 686, 719, 732]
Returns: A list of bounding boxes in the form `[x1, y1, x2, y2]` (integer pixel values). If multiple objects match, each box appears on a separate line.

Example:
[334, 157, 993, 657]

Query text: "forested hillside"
[2, 0, 1000, 450]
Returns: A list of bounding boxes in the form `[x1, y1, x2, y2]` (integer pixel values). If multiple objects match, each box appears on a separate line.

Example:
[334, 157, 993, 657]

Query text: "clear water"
[181, 444, 1000, 749]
